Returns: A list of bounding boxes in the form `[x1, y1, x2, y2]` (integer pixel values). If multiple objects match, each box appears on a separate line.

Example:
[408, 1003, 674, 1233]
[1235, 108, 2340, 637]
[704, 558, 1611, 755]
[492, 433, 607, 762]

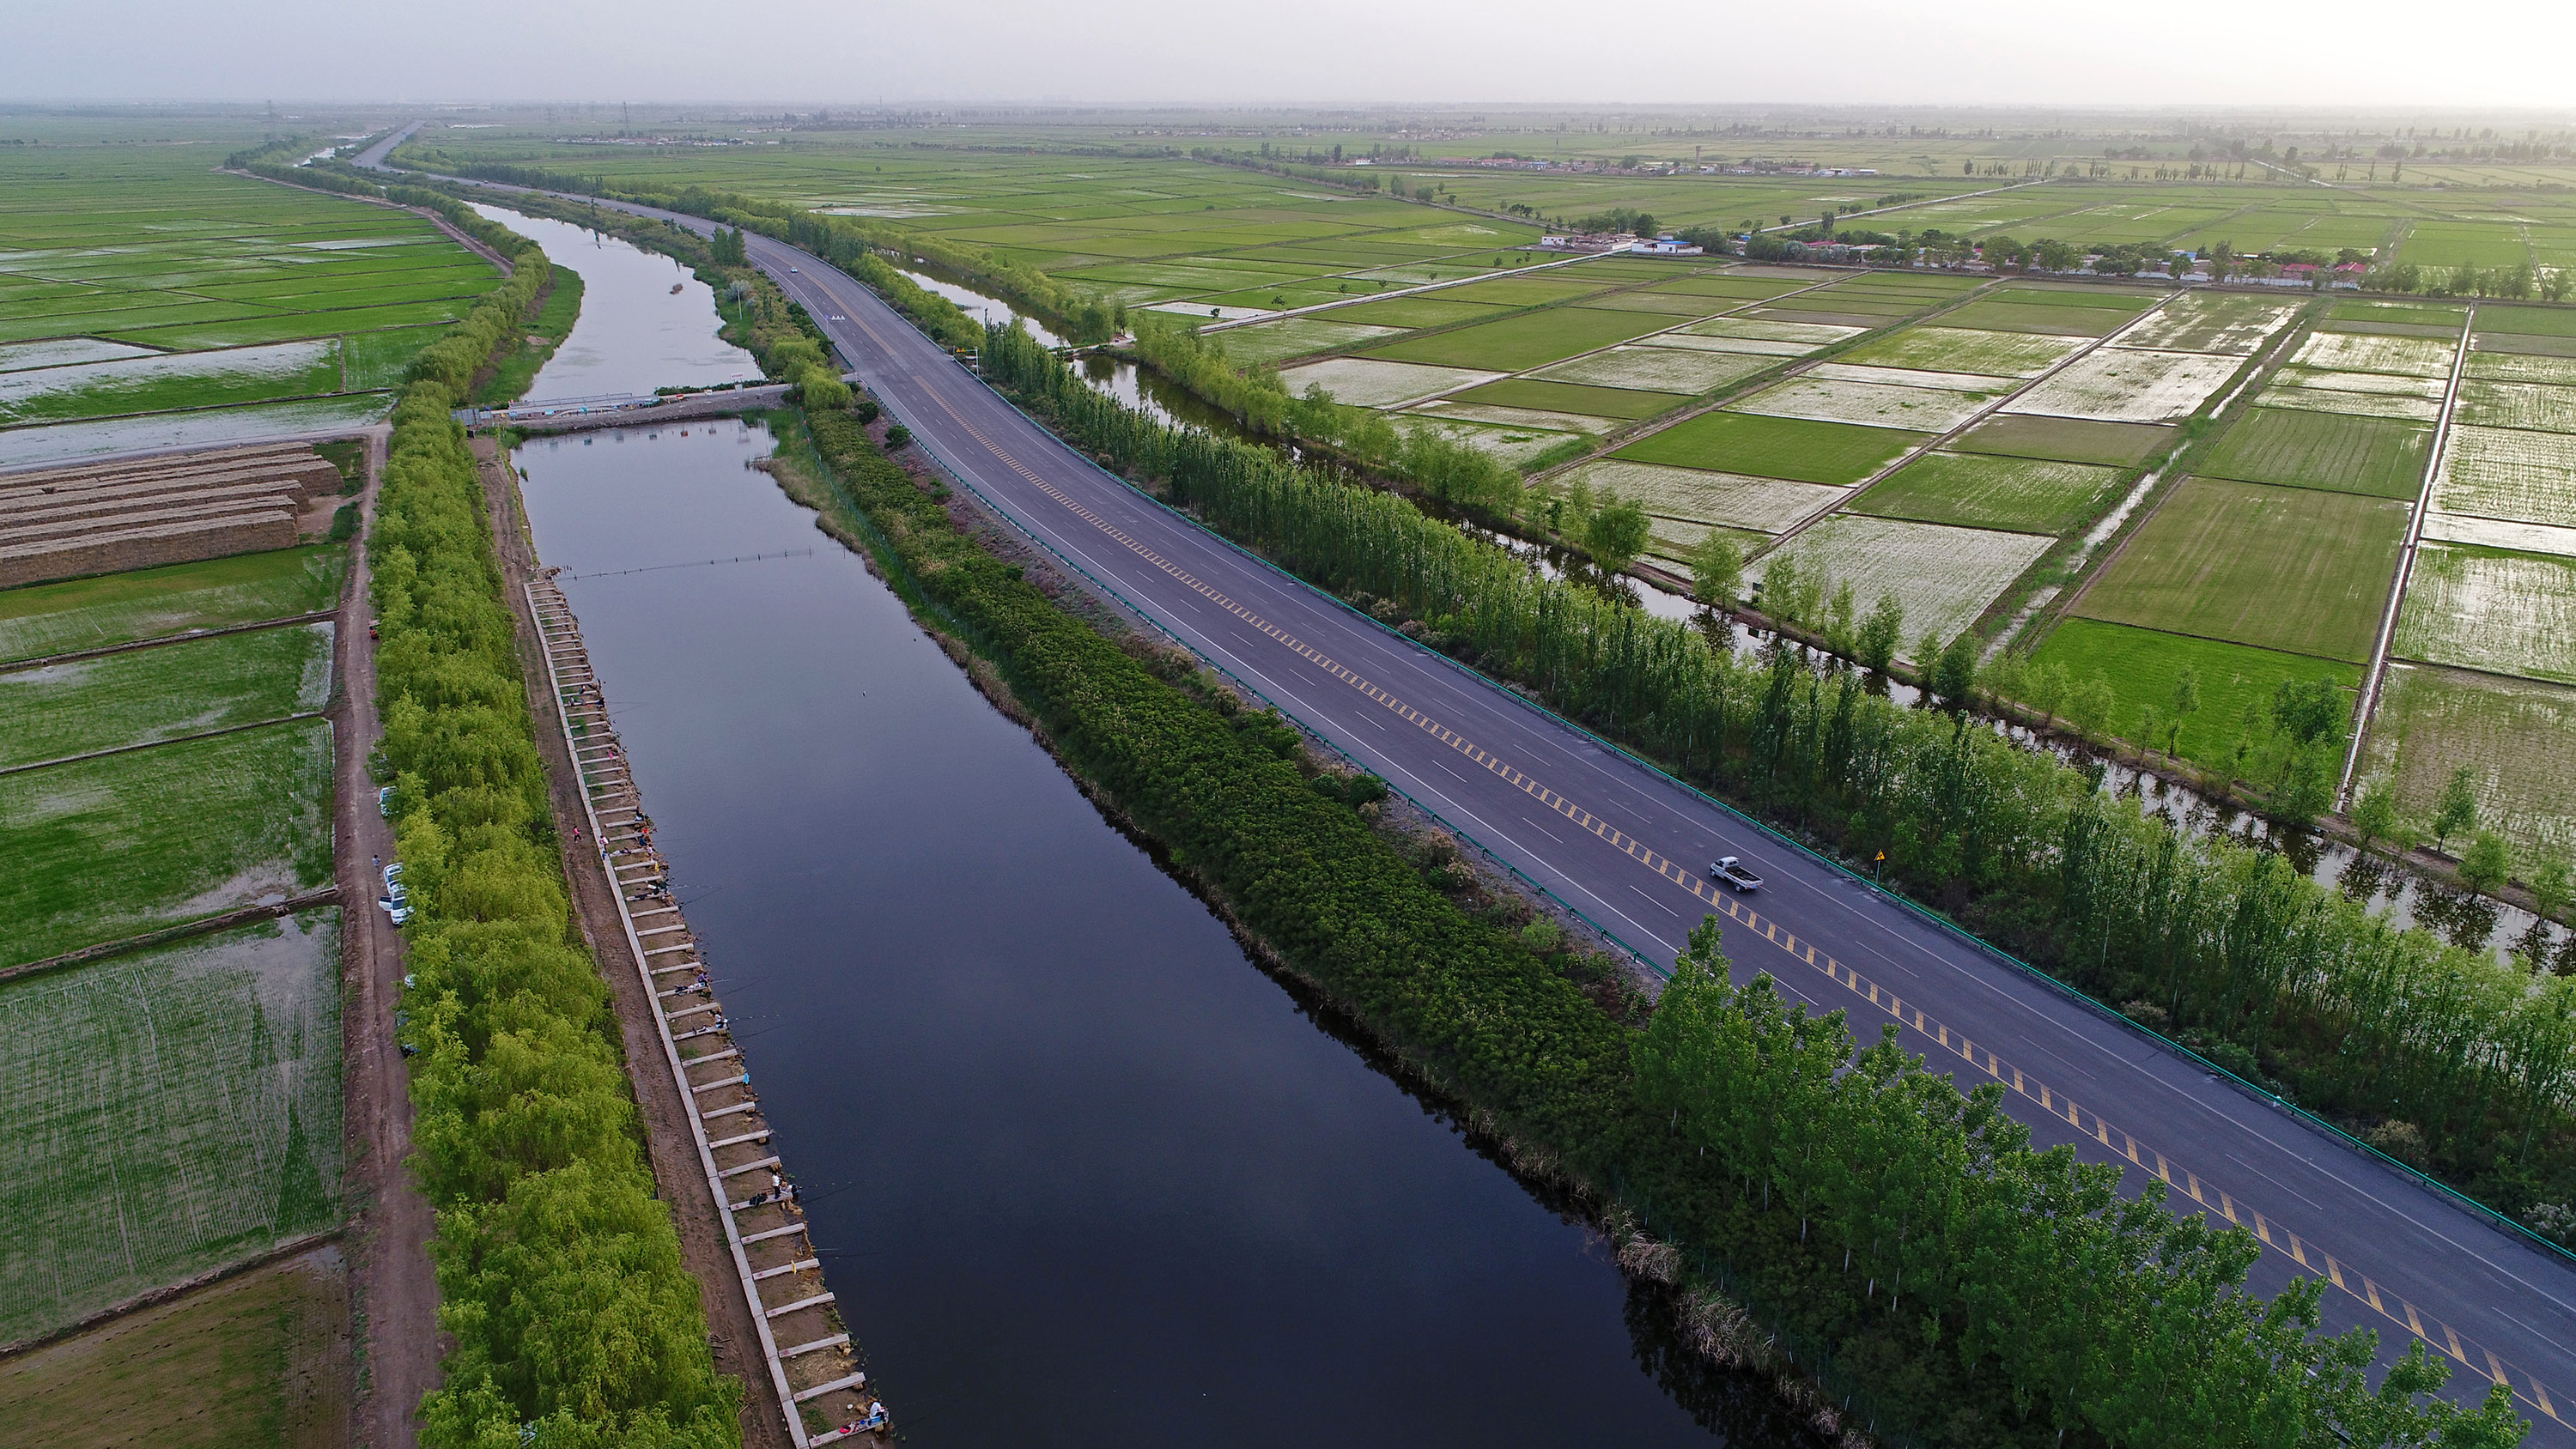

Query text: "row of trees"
[804, 348, 2530, 1443]
[978, 318, 2576, 1240]
[1640, 923, 2524, 1448]
[373, 219, 744, 1447]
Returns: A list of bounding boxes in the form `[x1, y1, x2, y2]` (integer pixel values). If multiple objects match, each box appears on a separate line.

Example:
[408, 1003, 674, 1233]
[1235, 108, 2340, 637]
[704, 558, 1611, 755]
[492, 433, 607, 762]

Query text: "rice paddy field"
[2362, 664, 2576, 857]
[0, 138, 500, 445]
[0, 622, 334, 770]
[2392, 543, 2576, 687]
[0, 914, 343, 1343]
[0, 718, 336, 968]
[2071, 476, 2405, 664]
[1755, 515, 2058, 647]
[0, 545, 345, 663]
[2030, 619, 2361, 773]
[0, 1244, 349, 1448]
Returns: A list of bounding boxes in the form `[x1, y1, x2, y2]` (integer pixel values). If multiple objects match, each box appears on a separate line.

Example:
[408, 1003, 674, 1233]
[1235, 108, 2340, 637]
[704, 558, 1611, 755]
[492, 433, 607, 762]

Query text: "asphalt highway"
[396, 160, 2576, 1437]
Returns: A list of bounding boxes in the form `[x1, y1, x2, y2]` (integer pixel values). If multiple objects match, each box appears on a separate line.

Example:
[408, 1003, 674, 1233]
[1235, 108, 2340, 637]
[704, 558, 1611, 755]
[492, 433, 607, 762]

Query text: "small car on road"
[1710, 855, 1764, 893]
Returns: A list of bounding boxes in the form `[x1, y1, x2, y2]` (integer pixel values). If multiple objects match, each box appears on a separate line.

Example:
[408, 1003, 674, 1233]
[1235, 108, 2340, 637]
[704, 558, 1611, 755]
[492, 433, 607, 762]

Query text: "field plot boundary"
[1534, 274, 2003, 488]
[0, 1226, 338, 1358]
[2341, 308, 2475, 804]
[0, 608, 335, 675]
[1765, 288, 2182, 552]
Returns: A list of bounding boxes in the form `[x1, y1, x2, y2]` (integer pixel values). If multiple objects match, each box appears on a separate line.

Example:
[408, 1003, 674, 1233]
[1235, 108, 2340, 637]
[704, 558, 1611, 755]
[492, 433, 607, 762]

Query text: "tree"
[1856, 591, 1904, 674]
[2025, 659, 2069, 729]
[2458, 830, 2513, 894]
[798, 367, 851, 410]
[2530, 849, 2572, 925]
[1583, 500, 1649, 573]
[2271, 675, 2347, 749]
[1689, 531, 1743, 609]
[1930, 630, 1979, 707]
[2166, 664, 2200, 758]
[2351, 779, 2403, 857]
[2433, 766, 2481, 853]
[2067, 673, 2117, 743]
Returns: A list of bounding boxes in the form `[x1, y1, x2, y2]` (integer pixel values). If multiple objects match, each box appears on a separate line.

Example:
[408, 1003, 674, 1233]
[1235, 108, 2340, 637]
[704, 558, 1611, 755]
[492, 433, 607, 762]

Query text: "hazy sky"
[7, 0, 2573, 110]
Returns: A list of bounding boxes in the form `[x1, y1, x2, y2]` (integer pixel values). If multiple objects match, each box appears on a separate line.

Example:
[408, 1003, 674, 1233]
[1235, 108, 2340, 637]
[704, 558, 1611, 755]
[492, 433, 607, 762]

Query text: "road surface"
[388, 160, 2576, 1439]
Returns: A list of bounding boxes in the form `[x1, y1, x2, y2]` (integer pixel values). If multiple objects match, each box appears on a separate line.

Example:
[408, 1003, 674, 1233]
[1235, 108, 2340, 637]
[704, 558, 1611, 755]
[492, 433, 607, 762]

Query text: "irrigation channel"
[493, 209, 1820, 1446]
[884, 256, 2549, 963]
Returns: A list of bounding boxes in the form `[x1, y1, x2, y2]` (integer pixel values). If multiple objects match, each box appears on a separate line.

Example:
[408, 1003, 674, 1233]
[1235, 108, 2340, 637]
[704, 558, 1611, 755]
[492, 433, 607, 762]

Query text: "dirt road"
[332, 426, 441, 1449]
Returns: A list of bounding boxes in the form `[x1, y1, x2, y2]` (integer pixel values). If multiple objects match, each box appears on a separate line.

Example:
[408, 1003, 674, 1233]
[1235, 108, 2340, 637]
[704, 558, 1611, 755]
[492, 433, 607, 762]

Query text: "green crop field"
[0, 1246, 348, 1449]
[1762, 514, 2056, 647]
[341, 324, 453, 391]
[1613, 411, 1927, 486]
[0, 718, 335, 967]
[2196, 408, 2433, 498]
[1853, 452, 2122, 536]
[1364, 306, 1675, 371]
[1953, 414, 2173, 467]
[0, 623, 333, 771]
[1208, 317, 1404, 367]
[2466, 349, 2576, 386]
[1939, 301, 2131, 337]
[0, 547, 345, 664]
[1832, 326, 2084, 378]
[2362, 663, 2576, 857]
[2393, 543, 2576, 686]
[1317, 296, 1512, 330]
[0, 915, 342, 1343]
[2030, 619, 2360, 773]
[1428, 274, 1617, 306]
[0, 141, 500, 427]
[2073, 476, 2405, 663]
[0, 341, 349, 426]
[2476, 306, 2576, 340]
[1454, 377, 1683, 420]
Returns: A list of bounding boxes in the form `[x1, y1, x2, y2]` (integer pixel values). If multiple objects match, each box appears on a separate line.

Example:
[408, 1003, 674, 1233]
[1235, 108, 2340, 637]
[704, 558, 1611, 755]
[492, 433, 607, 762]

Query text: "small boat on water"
[669, 282, 683, 294]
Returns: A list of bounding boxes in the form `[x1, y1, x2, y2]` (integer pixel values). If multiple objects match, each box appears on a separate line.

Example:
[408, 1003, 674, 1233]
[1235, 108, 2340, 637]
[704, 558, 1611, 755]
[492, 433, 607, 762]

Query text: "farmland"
[2393, 543, 2576, 687]
[2362, 664, 2576, 857]
[1852, 452, 2123, 535]
[2435, 425, 2576, 528]
[0, 1245, 348, 1448]
[1613, 410, 1926, 486]
[0, 622, 334, 770]
[0, 915, 343, 1342]
[0, 136, 501, 448]
[0, 718, 336, 968]
[0, 546, 345, 663]
[1758, 514, 2057, 645]
[2030, 619, 2361, 772]
[2071, 476, 2405, 663]
[2196, 408, 2433, 498]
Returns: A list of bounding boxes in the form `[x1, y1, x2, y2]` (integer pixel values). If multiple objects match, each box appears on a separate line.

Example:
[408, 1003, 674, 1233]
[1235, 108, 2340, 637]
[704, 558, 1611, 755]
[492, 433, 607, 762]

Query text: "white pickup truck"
[1710, 855, 1764, 893]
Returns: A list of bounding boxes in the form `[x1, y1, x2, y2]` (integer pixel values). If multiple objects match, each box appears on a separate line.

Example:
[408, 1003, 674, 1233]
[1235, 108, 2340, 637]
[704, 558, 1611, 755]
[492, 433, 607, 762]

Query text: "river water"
[506, 307, 1811, 1438]
[475, 203, 764, 398]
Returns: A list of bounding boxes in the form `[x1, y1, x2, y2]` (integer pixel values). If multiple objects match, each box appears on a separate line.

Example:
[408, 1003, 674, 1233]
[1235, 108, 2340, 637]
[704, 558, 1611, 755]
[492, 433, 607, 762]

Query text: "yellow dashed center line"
[871, 295, 2567, 1428]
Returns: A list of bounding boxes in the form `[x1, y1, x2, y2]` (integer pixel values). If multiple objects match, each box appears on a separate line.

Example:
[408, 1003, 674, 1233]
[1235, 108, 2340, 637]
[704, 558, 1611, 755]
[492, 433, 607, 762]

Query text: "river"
[493, 210, 1813, 1446]
[474, 203, 764, 398]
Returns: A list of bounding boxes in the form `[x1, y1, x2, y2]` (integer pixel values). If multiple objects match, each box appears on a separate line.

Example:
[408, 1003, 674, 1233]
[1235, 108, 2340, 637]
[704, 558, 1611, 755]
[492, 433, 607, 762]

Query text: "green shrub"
[368, 217, 739, 1448]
